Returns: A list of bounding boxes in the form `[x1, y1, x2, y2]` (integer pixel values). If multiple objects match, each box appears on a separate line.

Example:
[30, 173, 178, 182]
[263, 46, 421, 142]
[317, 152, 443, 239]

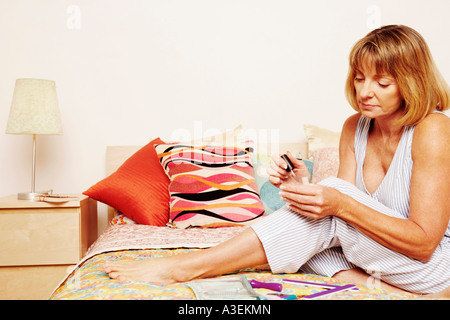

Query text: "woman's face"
[354, 62, 404, 122]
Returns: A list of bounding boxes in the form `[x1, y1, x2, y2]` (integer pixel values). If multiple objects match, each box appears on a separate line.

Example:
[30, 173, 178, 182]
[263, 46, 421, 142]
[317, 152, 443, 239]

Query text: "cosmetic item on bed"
[283, 278, 358, 290]
[283, 279, 358, 299]
[249, 279, 283, 292]
[303, 284, 356, 299]
[248, 279, 298, 300]
[284, 279, 339, 289]
[188, 275, 263, 300]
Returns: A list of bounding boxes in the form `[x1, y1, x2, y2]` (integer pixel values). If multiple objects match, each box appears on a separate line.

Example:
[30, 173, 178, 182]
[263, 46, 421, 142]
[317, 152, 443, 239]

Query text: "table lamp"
[5, 78, 63, 200]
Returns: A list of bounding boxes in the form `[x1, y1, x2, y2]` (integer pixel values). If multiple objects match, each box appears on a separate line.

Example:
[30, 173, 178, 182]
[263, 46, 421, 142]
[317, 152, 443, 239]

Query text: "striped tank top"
[354, 114, 450, 239]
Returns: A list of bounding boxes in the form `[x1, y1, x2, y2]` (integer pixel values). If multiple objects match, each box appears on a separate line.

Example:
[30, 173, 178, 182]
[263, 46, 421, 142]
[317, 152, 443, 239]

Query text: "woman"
[104, 25, 450, 297]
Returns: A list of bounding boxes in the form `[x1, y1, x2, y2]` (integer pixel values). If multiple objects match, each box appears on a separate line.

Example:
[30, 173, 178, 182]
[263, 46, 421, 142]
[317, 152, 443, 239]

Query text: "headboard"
[105, 141, 309, 222]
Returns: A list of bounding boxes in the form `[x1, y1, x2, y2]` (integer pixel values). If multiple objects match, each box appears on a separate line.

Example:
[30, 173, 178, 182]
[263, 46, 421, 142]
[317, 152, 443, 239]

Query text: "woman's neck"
[370, 116, 404, 144]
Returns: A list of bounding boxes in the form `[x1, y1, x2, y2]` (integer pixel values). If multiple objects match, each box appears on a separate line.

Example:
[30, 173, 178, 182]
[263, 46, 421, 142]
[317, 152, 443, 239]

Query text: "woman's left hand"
[279, 183, 345, 219]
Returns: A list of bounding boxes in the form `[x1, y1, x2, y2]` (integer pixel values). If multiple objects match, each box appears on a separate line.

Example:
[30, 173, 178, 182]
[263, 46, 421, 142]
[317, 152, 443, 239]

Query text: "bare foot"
[428, 286, 450, 299]
[334, 268, 416, 296]
[334, 269, 450, 299]
[103, 248, 210, 283]
[103, 228, 267, 284]
[103, 257, 179, 284]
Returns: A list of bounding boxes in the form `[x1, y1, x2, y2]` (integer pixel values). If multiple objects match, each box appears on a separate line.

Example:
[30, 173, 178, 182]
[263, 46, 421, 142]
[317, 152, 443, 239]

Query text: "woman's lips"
[361, 103, 379, 110]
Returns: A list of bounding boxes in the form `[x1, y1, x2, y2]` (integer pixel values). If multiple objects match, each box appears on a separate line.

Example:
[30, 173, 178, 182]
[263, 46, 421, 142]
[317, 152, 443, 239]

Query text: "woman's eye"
[378, 82, 390, 88]
[355, 77, 364, 82]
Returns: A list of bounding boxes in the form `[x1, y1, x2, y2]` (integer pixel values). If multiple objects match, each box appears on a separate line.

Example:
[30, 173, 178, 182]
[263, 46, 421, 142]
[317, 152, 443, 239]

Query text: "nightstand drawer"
[0, 209, 80, 266]
[0, 265, 74, 300]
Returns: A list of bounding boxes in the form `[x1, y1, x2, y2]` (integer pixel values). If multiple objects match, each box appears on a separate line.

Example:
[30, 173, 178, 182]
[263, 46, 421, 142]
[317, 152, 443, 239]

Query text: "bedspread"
[50, 224, 424, 300]
[87, 224, 246, 253]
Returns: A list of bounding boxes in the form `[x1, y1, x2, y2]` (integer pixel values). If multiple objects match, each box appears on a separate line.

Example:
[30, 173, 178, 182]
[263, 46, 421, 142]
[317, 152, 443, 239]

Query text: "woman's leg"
[105, 197, 337, 283]
[250, 205, 336, 274]
[105, 176, 449, 295]
[300, 247, 356, 277]
[333, 268, 415, 295]
[303, 248, 417, 296]
[104, 227, 267, 283]
[319, 177, 450, 294]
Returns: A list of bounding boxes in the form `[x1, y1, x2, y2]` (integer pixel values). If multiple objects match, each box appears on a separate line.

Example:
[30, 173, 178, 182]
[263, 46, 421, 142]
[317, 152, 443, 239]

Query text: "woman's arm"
[280, 113, 450, 262]
[337, 115, 450, 261]
[401, 113, 450, 259]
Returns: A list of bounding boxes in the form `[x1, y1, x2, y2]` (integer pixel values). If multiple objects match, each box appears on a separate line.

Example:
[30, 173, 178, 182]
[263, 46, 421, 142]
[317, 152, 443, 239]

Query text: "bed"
[50, 125, 425, 300]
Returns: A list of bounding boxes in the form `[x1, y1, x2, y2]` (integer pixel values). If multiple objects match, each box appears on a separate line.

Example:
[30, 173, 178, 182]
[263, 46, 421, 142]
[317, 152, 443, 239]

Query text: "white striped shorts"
[251, 177, 450, 294]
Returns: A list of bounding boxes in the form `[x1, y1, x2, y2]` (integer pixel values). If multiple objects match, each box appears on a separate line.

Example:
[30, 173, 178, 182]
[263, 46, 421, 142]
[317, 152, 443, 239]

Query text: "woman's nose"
[359, 81, 374, 99]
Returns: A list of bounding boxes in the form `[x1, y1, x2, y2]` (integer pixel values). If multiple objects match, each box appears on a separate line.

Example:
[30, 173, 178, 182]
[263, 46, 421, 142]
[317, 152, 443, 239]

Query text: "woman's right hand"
[267, 151, 311, 189]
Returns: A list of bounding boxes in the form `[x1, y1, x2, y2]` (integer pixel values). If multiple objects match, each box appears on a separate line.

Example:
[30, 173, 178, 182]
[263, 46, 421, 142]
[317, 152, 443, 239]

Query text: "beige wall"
[1, 0, 449, 232]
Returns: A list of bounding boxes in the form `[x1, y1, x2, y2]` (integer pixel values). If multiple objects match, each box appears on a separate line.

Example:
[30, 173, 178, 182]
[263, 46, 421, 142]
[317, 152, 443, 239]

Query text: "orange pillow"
[83, 137, 170, 226]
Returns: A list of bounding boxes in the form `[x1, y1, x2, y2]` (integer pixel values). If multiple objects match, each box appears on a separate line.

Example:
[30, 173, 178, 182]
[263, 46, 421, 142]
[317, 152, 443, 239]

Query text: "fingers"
[267, 154, 290, 185]
[283, 152, 312, 182]
[268, 153, 302, 177]
[267, 175, 281, 186]
[267, 161, 288, 179]
[279, 186, 317, 206]
[267, 152, 311, 187]
[281, 185, 342, 220]
[280, 183, 316, 194]
[270, 153, 288, 172]
[285, 151, 304, 167]
[280, 188, 323, 220]
[273, 151, 301, 171]
[287, 204, 321, 219]
[279, 184, 324, 219]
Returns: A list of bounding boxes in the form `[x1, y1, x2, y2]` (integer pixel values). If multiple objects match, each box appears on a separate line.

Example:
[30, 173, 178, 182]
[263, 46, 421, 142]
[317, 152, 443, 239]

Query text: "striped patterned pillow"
[155, 142, 266, 228]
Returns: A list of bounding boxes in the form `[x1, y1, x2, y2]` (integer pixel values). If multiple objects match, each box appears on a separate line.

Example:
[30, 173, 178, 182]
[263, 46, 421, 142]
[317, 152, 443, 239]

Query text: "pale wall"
[1, 0, 449, 232]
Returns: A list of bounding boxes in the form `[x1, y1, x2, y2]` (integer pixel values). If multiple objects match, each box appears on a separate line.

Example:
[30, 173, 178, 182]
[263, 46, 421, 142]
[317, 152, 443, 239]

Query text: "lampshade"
[6, 78, 63, 135]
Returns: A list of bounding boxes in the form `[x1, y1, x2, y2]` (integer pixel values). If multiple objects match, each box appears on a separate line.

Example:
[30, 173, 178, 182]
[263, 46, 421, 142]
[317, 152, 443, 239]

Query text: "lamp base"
[18, 190, 53, 201]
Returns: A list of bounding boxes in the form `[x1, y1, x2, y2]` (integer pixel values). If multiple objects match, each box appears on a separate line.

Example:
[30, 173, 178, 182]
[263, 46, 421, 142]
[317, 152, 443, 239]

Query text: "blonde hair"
[345, 25, 450, 126]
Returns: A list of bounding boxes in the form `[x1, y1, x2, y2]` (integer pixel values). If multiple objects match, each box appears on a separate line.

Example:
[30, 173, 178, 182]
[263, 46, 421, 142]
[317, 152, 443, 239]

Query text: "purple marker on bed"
[249, 279, 283, 292]
[303, 284, 356, 299]
[283, 279, 338, 289]
[283, 279, 358, 299]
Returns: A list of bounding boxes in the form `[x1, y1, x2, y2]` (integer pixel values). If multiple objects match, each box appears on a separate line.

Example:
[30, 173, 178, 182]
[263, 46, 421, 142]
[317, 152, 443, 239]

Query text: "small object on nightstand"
[37, 194, 80, 203]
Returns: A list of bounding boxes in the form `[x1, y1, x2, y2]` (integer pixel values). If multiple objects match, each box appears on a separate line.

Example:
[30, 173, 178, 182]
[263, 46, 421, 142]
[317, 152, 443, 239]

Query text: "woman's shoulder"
[339, 114, 361, 152]
[414, 112, 449, 137]
[412, 112, 450, 157]
[342, 113, 361, 132]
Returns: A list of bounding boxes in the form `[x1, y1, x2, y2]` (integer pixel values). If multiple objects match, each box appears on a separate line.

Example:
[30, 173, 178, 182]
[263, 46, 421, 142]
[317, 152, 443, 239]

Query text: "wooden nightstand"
[0, 194, 97, 300]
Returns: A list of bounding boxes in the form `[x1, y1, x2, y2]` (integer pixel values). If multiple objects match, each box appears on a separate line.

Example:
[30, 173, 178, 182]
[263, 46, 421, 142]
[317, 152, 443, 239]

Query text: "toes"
[103, 260, 117, 273]
[103, 260, 124, 273]
[117, 275, 130, 282]
[107, 271, 119, 279]
[108, 272, 129, 282]
[104, 262, 131, 282]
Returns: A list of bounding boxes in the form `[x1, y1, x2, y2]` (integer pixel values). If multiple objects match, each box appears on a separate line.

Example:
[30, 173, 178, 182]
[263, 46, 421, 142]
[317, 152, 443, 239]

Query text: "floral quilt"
[50, 224, 424, 300]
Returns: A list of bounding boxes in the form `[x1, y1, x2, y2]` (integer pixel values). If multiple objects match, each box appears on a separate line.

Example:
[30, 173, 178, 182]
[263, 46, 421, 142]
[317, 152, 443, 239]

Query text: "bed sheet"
[50, 224, 423, 300]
